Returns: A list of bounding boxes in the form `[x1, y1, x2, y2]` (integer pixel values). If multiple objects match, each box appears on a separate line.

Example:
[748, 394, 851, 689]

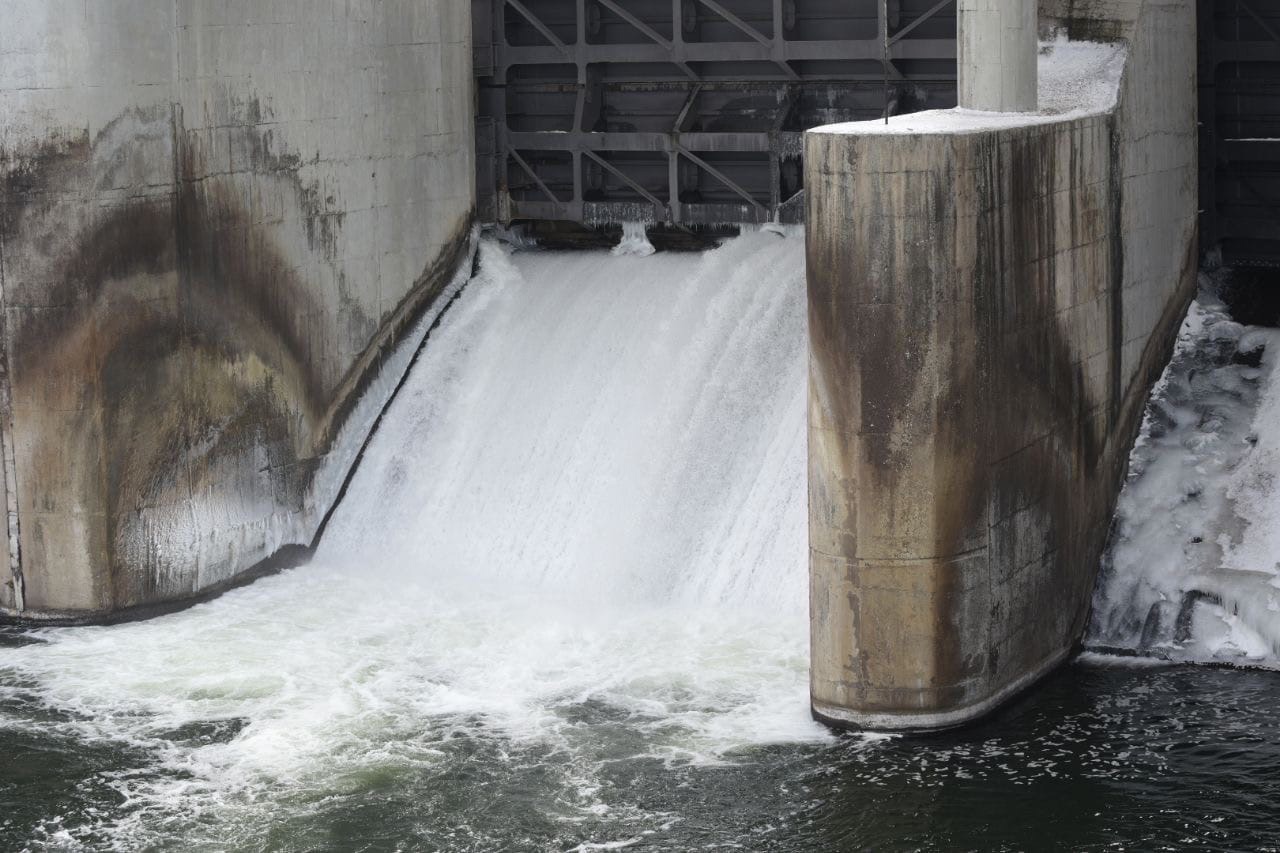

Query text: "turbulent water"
[1091, 284, 1280, 665]
[1, 233, 820, 850]
[2, 240, 1280, 851]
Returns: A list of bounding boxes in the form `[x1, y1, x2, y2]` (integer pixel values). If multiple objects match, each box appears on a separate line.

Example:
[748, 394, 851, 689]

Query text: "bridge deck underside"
[474, 0, 958, 227]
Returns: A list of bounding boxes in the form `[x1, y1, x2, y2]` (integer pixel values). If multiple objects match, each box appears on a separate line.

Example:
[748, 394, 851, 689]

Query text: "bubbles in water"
[0, 233, 826, 849]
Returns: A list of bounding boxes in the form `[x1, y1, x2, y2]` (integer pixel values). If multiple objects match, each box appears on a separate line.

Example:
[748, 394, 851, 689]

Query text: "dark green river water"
[4, 247, 1277, 851]
[3, 645, 1277, 852]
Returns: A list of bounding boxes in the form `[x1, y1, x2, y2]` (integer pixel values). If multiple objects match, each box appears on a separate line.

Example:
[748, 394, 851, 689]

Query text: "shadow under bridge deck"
[472, 0, 959, 228]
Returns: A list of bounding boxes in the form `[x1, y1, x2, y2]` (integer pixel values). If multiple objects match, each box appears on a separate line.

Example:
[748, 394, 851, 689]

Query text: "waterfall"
[317, 230, 808, 609]
[0, 231, 826, 849]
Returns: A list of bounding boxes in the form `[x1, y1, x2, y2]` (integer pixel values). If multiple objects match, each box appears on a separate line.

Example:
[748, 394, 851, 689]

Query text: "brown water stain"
[0, 100, 473, 618]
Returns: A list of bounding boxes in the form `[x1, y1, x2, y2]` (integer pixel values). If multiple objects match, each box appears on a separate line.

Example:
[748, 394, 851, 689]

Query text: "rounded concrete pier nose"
[803, 118, 1094, 732]
[803, 122, 1069, 733]
[803, 0, 1199, 732]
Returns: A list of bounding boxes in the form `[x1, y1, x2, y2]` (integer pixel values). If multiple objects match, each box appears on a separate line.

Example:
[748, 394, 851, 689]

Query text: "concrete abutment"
[807, 0, 1198, 730]
[0, 1, 475, 621]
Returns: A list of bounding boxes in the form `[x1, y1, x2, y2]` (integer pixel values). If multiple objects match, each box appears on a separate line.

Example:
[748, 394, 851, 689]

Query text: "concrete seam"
[0, 204, 22, 611]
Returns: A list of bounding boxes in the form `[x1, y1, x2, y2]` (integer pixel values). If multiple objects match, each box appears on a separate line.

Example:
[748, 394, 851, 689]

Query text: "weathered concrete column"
[806, 116, 1123, 731]
[806, 0, 1199, 731]
[0, 0, 476, 621]
[959, 0, 1038, 112]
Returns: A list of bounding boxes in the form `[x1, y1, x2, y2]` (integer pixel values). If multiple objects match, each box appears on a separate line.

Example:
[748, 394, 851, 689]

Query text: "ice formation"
[1090, 283, 1280, 667]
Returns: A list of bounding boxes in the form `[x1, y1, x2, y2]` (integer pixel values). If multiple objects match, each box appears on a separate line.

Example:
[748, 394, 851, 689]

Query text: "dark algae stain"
[0, 100, 474, 620]
[805, 110, 1196, 723]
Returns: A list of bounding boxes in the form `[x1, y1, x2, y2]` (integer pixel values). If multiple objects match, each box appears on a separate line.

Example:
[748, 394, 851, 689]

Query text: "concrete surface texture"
[959, 0, 1038, 112]
[806, 0, 1197, 730]
[0, 0, 474, 619]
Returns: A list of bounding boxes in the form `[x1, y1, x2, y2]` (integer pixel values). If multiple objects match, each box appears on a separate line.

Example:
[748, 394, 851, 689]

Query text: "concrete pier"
[0, 1, 475, 620]
[807, 0, 1197, 730]
[959, 0, 1038, 112]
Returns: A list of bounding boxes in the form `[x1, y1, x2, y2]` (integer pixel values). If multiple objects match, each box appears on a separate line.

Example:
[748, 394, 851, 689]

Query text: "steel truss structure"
[473, 0, 957, 226]
[1201, 0, 1280, 267]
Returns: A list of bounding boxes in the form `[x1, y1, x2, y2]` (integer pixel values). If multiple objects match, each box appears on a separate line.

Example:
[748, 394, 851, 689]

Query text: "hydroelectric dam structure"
[0, 0, 1271, 731]
[471, 0, 957, 226]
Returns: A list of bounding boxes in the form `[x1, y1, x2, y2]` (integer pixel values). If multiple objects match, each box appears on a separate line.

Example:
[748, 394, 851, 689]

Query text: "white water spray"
[610, 222, 656, 257]
[0, 232, 826, 848]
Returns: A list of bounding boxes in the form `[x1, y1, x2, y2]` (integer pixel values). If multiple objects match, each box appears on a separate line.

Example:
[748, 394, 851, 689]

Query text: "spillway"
[0, 232, 828, 849]
[1090, 285, 1280, 667]
[3, 241, 1280, 851]
[316, 231, 808, 611]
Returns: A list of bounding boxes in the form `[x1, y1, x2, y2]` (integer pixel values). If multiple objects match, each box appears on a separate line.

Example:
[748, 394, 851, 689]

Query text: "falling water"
[0, 232, 825, 850]
[5, 245, 1280, 851]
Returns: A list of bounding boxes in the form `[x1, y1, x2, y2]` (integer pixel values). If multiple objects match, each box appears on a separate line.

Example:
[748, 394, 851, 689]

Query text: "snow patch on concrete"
[1091, 285, 1280, 669]
[811, 37, 1127, 137]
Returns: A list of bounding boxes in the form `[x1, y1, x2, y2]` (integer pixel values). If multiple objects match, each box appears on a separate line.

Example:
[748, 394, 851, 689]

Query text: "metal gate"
[473, 0, 958, 227]
[1201, 0, 1280, 267]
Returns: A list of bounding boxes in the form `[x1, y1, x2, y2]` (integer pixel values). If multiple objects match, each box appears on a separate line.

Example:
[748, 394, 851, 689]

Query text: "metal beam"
[673, 83, 702, 132]
[877, 0, 904, 82]
[582, 150, 669, 214]
[691, 0, 799, 79]
[675, 144, 767, 214]
[694, 0, 770, 45]
[504, 0, 573, 57]
[889, 0, 953, 45]
[596, 0, 700, 79]
[499, 38, 956, 68]
[1236, 0, 1280, 48]
[507, 130, 792, 153]
[1199, 0, 1280, 266]
[508, 148, 562, 203]
[478, 0, 959, 227]
[1221, 139, 1280, 160]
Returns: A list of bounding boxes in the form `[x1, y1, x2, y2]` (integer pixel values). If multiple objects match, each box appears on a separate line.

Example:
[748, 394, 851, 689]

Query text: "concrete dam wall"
[0, 1, 475, 620]
[807, 0, 1198, 729]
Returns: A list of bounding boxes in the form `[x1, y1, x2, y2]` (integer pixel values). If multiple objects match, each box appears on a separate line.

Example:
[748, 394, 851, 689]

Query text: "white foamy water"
[0, 232, 830, 849]
[1091, 285, 1280, 667]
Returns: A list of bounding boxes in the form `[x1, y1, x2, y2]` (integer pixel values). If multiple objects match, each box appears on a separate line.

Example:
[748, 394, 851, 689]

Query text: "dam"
[1, 233, 1278, 850]
[2, 0, 1280, 847]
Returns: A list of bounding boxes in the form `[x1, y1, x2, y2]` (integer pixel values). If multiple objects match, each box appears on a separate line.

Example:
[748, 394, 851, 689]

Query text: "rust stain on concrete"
[0, 102, 473, 619]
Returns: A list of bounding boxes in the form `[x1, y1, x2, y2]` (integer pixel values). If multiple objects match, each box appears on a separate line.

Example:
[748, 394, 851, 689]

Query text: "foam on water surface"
[0, 232, 829, 849]
[7, 236, 1279, 850]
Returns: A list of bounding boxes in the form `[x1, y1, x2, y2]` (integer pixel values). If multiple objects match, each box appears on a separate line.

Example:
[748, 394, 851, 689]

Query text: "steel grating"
[1201, 0, 1280, 267]
[473, 0, 958, 227]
